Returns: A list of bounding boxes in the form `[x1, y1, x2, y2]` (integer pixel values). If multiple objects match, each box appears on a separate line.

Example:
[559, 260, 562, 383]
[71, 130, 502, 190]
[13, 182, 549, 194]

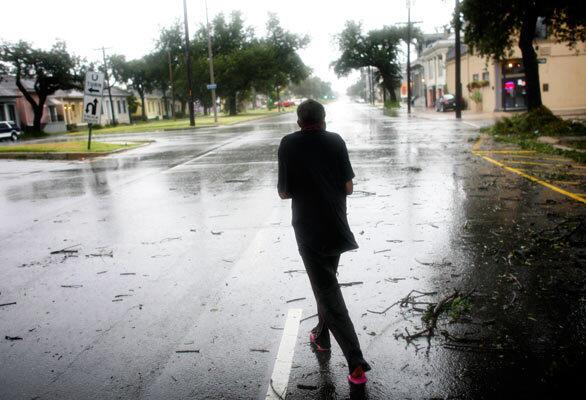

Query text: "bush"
[470, 90, 482, 104]
[466, 80, 489, 91]
[385, 100, 400, 109]
[489, 106, 586, 137]
[66, 123, 79, 132]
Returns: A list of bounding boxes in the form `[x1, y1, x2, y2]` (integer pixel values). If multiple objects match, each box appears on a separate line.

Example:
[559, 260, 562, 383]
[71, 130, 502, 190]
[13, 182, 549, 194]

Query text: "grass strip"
[0, 141, 142, 154]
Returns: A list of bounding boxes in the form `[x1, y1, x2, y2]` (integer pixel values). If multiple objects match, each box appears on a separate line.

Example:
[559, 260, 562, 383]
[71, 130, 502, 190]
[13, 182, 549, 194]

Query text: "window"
[0, 105, 6, 121]
[482, 71, 489, 81]
[49, 106, 58, 122]
[472, 74, 479, 82]
[122, 100, 127, 114]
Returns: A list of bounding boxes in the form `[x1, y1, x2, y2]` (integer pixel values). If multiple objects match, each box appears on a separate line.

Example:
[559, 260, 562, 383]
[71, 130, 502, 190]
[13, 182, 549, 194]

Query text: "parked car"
[274, 100, 296, 108]
[436, 94, 456, 112]
[0, 121, 22, 141]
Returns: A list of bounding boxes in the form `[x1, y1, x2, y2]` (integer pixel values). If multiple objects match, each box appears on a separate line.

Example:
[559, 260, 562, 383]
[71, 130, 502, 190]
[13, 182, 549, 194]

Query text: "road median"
[0, 140, 151, 160]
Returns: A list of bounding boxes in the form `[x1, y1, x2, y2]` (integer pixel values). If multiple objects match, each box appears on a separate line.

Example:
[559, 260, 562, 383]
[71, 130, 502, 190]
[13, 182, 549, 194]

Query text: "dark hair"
[296, 99, 325, 125]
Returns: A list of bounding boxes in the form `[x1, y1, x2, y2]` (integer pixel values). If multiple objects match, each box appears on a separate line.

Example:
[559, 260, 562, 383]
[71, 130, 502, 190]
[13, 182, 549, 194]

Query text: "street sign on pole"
[206, 83, 217, 90]
[83, 71, 105, 150]
[83, 71, 105, 125]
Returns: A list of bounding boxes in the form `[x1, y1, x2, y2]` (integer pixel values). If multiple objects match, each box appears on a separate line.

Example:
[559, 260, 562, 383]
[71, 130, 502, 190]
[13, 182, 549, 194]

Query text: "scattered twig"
[86, 251, 113, 258]
[225, 179, 250, 183]
[211, 231, 223, 235]
[374, 249, 392, 254]
[175, 350, 200, 353]
[5, 335, 23, 341]
[367, 290, 437, 314]
[270, 378, 285, 400]
[300, 313, 318, 322]
[250, 348, 269, 353]
[120, 272, 136, 276]
[352, 190, 376, 197]
[50, 244, 81, 255]
[283, 269, 306, 274]
[60, 285, 83, 288]
[297, 384, 318, 390]
[286, 297, 306, 303]
[339, 281, 363, 287]
[0, 302, 17, 307]
[160, 237, 181, 243]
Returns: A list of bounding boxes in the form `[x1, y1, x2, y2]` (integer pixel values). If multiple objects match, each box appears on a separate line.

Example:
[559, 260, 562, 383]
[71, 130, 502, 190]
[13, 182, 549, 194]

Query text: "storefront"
[501, 59, 527, 110]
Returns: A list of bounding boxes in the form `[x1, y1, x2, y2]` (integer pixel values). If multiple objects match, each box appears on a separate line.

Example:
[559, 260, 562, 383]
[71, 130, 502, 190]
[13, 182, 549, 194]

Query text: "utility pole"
[167, 49, 175, 119]
[205, 0, 218, 123]
[368, 66, 374, 104]
[397, 7, 422, 113]
[97, 47, 116, 126]
[454, 0, 462, 119]
[183, 0, 195, 126]
[407, 0, 412, 114]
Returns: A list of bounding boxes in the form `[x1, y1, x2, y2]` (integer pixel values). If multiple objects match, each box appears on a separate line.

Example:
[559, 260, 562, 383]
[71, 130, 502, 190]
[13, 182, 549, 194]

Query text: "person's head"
[297, 99, 326, 130]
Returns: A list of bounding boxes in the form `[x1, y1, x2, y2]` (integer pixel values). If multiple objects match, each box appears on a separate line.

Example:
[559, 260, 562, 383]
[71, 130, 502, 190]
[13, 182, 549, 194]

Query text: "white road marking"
[265, 308, 303, 399]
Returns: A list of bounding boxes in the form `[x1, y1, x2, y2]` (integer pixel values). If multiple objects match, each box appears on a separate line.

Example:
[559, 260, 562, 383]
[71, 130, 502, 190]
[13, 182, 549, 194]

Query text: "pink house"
[0, 75, 66, 132]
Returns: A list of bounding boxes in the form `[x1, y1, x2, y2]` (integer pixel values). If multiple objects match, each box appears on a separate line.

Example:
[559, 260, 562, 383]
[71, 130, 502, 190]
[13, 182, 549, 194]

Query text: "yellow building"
[446, 39, 586, 114]
[132, 91, 166, 120]
[52, 90, 84, 125]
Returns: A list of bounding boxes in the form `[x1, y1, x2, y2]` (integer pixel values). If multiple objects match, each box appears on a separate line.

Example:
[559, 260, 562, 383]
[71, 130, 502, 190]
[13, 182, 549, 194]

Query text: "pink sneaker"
[347, 366, 368, 385]
[309, 332, 330, 352]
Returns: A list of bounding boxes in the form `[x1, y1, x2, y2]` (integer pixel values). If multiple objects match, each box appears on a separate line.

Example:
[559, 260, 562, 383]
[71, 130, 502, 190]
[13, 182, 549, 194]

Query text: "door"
[502, 78, 527, 110]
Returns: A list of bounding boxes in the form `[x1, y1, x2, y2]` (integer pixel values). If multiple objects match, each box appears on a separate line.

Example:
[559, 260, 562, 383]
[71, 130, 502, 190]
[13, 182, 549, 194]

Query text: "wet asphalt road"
[1, 101, 584, 400]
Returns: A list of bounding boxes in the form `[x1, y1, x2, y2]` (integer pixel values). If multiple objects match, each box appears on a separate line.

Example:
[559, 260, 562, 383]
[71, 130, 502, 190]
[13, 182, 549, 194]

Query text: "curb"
[0, 141, 152, 161]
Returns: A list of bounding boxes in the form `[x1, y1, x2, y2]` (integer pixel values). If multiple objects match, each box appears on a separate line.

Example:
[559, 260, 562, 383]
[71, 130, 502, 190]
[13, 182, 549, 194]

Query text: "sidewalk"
[408, 106, 505, 128]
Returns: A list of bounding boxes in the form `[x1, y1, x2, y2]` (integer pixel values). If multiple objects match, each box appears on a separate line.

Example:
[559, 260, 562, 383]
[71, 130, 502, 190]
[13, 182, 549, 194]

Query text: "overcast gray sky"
[1, 0, 453, 92]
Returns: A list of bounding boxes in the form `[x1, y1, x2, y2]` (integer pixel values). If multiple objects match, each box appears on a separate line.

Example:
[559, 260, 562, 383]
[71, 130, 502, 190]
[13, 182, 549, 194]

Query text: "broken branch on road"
[50, 244, 81, 255]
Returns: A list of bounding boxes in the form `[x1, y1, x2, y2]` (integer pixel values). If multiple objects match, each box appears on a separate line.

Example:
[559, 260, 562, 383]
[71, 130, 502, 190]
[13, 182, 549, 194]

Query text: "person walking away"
[277, 99, 371, 385]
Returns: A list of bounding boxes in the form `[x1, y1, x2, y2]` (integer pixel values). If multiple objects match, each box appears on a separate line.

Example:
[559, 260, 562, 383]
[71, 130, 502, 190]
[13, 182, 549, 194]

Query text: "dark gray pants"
[299, 245, 370, 373]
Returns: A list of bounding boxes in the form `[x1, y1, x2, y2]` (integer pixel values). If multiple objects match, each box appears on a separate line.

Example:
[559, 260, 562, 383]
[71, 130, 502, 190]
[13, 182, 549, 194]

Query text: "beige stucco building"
[446, 39, 586, 114]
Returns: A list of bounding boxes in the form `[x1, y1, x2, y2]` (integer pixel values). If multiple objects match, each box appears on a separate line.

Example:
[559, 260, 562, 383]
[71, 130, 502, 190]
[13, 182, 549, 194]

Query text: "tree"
[346, 74, 368, 101]
[110, 55, 156, 121]
[461, 0, 586, 110]
[332, 22, 420, 102]
[262, 14, 310, 109]
[0, 41, 83, 132]
[288, 76, 334, 100]
[153, 21, 184, 117]
[202, 12, 309, 115]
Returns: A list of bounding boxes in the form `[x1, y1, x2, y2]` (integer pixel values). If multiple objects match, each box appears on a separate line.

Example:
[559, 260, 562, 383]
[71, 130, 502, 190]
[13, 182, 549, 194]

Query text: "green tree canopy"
[332, 22, 420, 102]
[346, 74, 368, 101]
[461, 0, 586, 110]
[0, 40, 83, 132]
[110, 55, 157, 120]
[288, 76, 334, 100]
[200, 12, 309, 115]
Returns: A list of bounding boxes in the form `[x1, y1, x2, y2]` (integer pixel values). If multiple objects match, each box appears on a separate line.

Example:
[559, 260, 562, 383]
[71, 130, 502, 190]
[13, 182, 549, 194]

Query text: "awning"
[47, 98, 62, 106]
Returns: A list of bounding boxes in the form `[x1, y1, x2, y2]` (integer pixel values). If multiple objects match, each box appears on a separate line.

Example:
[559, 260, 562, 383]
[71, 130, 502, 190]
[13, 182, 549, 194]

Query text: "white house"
[413, 34, 455, 108]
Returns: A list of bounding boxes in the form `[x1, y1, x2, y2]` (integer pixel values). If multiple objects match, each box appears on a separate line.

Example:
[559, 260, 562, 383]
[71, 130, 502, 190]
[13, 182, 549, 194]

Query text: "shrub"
[489, 106, 586, 137]
[66, 124, 79, 132]
[470, 90, 482, 104]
